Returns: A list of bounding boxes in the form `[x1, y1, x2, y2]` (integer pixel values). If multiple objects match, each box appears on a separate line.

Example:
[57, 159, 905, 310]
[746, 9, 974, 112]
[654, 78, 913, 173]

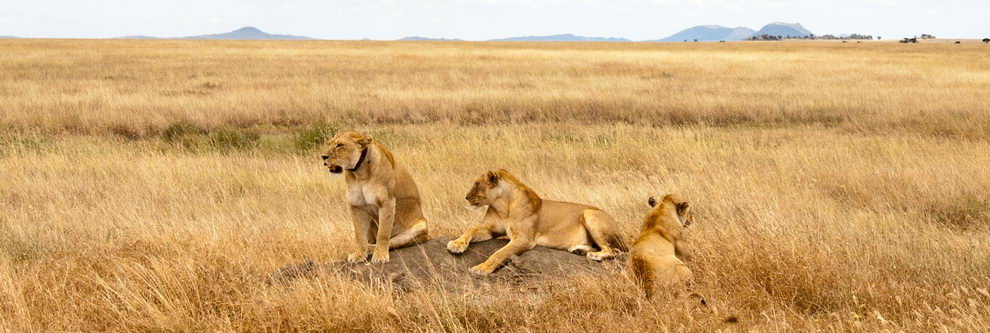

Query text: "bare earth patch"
[271, 237, 626, 293]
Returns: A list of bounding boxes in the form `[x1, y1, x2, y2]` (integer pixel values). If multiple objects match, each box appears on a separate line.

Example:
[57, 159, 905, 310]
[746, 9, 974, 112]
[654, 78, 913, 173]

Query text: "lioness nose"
[321, 155, 329, 161]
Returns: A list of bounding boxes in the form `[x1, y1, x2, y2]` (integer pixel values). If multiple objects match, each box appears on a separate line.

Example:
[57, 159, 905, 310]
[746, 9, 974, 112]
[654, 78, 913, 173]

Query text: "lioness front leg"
[470, 238, 534, 276]
[347, 208, 373, 263]
[447, 222, 495, 254]
[371, 197, 396, 263]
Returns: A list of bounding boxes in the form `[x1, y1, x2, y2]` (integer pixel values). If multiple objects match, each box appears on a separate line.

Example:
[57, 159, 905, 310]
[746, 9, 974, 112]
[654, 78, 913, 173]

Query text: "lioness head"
[465, 170, 503, 207]
[321, 131, 372, 174]
[648, 194, 693, 228]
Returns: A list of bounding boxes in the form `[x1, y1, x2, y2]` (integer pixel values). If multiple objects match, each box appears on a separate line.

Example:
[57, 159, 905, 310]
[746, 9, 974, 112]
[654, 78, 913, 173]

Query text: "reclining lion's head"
[465, 170, 504, 207]
[321, 131, 372, 174]
[648, 194, 693, 229]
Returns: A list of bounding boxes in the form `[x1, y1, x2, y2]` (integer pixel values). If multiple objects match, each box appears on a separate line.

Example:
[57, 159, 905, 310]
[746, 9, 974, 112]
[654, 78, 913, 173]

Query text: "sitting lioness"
[628, 194, 694, 297]
[447, 169, 626, 275]
[322, 131, 429, 263]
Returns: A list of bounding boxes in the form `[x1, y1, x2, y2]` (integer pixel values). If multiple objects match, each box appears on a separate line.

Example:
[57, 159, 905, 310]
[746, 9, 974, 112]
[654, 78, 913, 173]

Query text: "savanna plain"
[1, 39, 989, 332]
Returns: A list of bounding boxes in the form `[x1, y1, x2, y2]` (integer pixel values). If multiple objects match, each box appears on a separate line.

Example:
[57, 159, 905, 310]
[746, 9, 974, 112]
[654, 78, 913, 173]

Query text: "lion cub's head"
[645, 194, 693, 233]
[465, 170, 504, 207]
[321, 131, 372, 174]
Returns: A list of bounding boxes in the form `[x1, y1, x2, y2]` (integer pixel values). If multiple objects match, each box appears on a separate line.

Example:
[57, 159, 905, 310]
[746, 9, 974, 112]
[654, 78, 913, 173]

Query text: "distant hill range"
[0, 35, 19, 39]
[752, 22, 812, 38]
[649, 25, 756, 42]
[402, 22, 813, 43]
[399, 36, 462, 41]
[78, 22, 818, 42]
[488, 34, 630, 42]
[116, 27, 316, 40]
[653, 22, 813, 42]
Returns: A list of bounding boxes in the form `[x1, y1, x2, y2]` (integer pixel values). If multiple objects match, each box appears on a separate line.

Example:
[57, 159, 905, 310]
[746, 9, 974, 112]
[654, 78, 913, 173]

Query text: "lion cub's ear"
[648, 196, 657, 208]
[486, 170, 499, 184]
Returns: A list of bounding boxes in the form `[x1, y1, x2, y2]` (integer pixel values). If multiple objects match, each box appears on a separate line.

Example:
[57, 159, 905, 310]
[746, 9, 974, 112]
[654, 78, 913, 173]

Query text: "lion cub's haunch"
[447, 169, 627, 275]
[628, 194, 694, 297]
[322, 131, 429, 264]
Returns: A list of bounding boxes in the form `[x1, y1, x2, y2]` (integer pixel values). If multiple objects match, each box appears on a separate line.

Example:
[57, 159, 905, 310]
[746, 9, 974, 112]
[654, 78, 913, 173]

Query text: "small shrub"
[207, 128, 261, 151]
[161, 122, 260, 152]
[161, 121, 206, 143]
[293, 123, 339, 151]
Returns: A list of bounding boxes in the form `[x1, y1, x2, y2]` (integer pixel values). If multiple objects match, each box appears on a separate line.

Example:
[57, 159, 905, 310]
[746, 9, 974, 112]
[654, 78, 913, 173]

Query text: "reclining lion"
[447, 169, 626, 275]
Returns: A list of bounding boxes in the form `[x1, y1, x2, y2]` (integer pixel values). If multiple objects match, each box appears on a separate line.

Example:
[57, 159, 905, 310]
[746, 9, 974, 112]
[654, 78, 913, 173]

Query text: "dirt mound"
[272, 237, 626, 292]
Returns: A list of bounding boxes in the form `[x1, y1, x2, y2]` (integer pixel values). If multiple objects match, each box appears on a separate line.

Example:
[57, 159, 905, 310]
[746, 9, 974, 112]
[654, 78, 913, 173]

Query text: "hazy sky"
[1, 0, 986, 40]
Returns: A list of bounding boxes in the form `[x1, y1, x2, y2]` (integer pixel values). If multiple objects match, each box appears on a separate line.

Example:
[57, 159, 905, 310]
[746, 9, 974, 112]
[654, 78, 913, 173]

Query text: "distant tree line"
[744, 32, 989, 44]
[897, 34, 946, 44]
[748, 33, 874, 41]
[815, 34, 874, 40]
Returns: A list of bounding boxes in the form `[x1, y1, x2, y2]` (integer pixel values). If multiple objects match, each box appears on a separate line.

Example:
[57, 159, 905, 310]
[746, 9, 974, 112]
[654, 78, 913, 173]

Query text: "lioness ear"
[648, 197, 657, 207]
[356, 134, 372, 148]
[486, 171, 499, 184]
[676, 201, 690, 215]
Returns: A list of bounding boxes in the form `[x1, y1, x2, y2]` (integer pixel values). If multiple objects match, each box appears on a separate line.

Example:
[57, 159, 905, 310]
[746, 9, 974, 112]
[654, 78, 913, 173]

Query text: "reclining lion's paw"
[586, 251, 612, 261]
[469, 264, 493, 276]
[568, 245, 594, 256]
[447, 240, 468, 254]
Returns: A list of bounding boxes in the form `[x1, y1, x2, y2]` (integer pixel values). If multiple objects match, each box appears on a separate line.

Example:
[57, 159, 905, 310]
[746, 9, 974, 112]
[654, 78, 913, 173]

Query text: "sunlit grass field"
[1, 39, 989, 331]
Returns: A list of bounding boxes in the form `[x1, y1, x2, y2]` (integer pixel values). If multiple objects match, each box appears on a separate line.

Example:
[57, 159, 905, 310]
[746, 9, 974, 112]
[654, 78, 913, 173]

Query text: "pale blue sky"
[0, 0, 986, 40]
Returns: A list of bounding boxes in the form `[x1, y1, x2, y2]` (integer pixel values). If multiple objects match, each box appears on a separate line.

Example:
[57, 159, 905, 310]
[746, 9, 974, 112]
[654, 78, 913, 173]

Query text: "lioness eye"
[335, 144, 344, 149]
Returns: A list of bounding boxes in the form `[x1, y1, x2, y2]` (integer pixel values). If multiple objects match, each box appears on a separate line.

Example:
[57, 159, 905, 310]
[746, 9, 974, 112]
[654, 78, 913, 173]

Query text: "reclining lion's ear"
[675, 201, 690, 215]
[486, 170, 499, 184]
[648, 196, 657, 208]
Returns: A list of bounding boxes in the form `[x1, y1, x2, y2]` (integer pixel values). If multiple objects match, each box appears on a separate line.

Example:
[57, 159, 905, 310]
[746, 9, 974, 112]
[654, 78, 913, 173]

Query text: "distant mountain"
[650, 25, 756, 42]
[115, 27, 316, 40]
[183, 27, 314, 40]
[399, 36, 462, 41]
[489, 34, 630, 42]
[0, 35, 19, 39]
[752, 22, 812, 38]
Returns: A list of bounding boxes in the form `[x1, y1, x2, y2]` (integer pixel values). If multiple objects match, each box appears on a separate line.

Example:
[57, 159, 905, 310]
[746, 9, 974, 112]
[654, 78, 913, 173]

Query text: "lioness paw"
[371, 251, 390, 264]
[469, 264, 492, 276]
[447, 240, 468, 254]
[347, 251, 368, 263]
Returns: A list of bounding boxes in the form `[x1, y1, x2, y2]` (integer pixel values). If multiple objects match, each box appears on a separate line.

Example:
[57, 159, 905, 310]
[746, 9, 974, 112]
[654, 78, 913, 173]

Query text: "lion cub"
[628, 194, 694, 297]
[322, 131, 429, 263]
[447, 169, 626, 275]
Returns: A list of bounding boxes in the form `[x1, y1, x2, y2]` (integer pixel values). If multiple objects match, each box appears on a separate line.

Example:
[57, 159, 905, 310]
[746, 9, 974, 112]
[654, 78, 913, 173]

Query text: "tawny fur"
[322, 131, 429, 264]
[628, 194, 694, 297]
[448, 169, 627, 275]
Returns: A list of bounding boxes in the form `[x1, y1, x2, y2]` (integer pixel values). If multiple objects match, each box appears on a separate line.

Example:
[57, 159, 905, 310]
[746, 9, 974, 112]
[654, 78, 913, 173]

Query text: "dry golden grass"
[2, 39, 990, 138]
[1, 39, 990, 332]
